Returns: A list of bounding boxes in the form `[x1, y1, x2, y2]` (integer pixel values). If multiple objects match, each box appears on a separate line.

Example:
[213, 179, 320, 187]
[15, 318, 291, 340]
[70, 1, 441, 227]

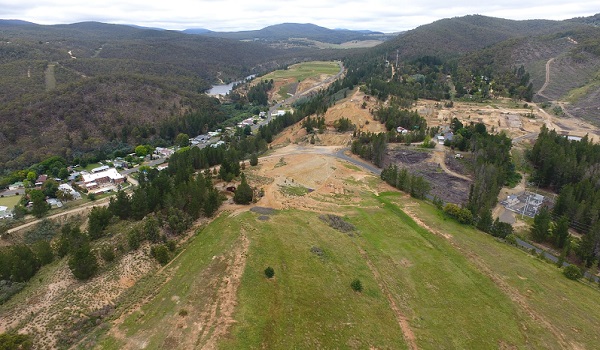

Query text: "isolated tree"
[233, 173, 253, 205]
[69, 242, 98, 280]
[250, 153, 259, 166]
[30, 189, 49, 218]
[175, 133, 190, 148]
[350, 278, 363, 292]
[151, 245, 170, 265]
[264, 266, 275, 279]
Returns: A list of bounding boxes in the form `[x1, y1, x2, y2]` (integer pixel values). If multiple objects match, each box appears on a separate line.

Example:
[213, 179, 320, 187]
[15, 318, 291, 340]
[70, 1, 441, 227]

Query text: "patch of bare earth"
[246, 147, 377, 213]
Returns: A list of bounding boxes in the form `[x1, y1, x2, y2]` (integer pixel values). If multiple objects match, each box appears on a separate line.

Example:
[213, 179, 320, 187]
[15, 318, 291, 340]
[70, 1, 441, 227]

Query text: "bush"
[150, 245, 170, 266]
[563, 265, 583, 280]
[443, 203, 473, 224]
[100, 247, 115, 262]
[350, 278, 363, 292]
[68, 245, 98, 280]
[249, 153, 258, 166]
[0, 333, 33, 349]
[264, 266, 274, 279]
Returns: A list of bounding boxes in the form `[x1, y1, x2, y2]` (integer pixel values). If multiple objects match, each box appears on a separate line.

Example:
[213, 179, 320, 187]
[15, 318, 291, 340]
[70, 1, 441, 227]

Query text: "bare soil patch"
[384, 146, 471, 205]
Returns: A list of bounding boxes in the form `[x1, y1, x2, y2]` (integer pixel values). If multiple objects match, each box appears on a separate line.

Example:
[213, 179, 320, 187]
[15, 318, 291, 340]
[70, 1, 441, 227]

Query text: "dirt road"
[6, 197, 111, 235]
[537, 57, 554, 99]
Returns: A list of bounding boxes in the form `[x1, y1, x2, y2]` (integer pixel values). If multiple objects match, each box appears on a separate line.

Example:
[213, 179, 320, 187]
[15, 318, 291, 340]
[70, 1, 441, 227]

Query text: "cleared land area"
[78, 149, 600, 349]
[257, 61, 341, 101]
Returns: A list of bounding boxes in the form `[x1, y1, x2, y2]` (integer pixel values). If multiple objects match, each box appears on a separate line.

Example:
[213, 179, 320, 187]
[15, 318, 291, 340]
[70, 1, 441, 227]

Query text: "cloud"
[0, 0, 597, 32]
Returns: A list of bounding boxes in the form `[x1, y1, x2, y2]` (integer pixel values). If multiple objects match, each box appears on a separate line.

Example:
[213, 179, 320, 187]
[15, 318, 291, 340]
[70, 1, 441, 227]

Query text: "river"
[207, 74, 256, 96]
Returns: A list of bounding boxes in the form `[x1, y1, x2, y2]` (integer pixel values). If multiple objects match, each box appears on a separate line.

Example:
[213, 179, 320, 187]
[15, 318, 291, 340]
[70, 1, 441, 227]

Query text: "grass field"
[0, 194, 22, 209]
[261, 61, 340, 82]
[88, 187, 600, 349]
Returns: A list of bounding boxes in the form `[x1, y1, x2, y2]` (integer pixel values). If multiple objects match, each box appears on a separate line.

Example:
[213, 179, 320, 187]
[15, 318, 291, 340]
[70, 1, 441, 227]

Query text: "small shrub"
[178, 309, 188, 317]
[150, 245, 170, 266]
[166, 240, 177, 252]
[100, 247, 115, 262]
[563, 265, 583, 280]
[264, 266, 275, 279]
[350, 278, 363, 292]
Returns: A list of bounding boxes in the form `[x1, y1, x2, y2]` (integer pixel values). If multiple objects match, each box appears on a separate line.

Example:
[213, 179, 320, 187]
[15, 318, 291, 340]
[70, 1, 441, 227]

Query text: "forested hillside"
[0, 20, 338, 171]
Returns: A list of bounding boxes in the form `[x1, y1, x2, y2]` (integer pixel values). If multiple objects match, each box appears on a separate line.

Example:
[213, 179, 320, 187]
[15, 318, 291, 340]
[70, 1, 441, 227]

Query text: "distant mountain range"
[183, 23, 390, 44]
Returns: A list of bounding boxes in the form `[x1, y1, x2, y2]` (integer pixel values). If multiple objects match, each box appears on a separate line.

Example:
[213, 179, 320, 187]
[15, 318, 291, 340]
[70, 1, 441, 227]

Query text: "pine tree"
[234, 173, 253, 205]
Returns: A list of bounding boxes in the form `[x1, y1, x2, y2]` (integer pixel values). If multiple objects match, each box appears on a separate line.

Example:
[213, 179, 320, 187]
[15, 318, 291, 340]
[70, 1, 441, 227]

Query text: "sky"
[0, 0, 598, 33]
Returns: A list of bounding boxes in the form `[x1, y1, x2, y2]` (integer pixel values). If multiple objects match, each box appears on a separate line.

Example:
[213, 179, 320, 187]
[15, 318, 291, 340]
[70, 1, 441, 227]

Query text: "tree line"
[528, 126, 600, 266]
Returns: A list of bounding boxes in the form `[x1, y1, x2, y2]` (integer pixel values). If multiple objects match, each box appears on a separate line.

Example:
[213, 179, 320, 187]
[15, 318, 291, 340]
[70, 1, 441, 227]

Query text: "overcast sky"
[1, 0, 598, 32]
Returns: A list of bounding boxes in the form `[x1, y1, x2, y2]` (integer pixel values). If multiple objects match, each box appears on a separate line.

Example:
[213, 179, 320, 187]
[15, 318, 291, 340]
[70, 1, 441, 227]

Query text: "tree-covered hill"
[193, 23, 387, 44]
[0, 20, 340, 171]
[379, 15, 583, 60]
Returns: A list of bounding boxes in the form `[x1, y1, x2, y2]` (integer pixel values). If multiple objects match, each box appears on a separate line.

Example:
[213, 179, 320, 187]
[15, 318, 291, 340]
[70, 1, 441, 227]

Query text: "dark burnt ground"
[384, 146, 471, 205]
[445, 153, 472, 177]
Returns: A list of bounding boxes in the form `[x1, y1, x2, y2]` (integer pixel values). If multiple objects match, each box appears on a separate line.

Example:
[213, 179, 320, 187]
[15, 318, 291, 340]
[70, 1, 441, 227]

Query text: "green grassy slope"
[91, 188, 600, 349]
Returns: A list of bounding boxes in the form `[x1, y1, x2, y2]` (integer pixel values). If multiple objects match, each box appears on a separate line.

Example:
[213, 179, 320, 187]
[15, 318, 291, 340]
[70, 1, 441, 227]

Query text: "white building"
[82, 168, 125, 191]
[91, 165, 110, 173]
[58, 183, 82, 200]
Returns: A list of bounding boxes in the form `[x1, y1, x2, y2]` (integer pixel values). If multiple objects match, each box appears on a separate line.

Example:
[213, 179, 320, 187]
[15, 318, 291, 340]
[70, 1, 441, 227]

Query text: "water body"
[207, 75, 256, 96]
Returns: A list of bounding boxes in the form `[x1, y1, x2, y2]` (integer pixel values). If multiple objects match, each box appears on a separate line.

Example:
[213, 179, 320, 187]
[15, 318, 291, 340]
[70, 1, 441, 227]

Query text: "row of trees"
[380, 164, 430, 199]
[351, 132, 388, 167]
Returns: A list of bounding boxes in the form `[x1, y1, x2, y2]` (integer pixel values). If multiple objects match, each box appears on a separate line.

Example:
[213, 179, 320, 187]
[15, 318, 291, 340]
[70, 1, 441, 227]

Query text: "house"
[259, 111, 266, 118]
[35, 174, 48, 187]
[155, 147, 174, 158]
[239, 118, 254, 126]
[91, 165, 110, 173]
[157, 164, 169, 171]
[396, 126, 408, 134]
[82, 168, 125, 191]
[567, 135, 582, 142]
[437, 135, 445, 144]
[58, 183, 82, 200]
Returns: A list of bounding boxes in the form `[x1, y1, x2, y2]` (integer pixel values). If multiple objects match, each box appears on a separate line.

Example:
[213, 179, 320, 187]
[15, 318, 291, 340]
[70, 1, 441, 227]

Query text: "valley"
[2, 12, 600, 350]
